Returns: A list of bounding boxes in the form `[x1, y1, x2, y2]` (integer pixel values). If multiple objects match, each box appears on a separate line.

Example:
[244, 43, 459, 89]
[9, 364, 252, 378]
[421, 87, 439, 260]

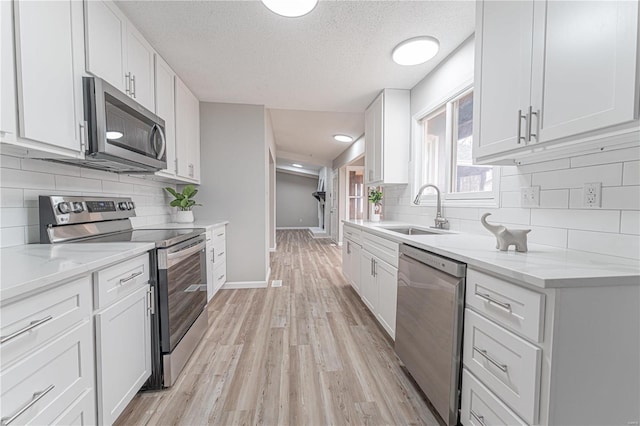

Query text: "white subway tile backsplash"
[499, 174, 532, 191]
[0, 188, 23, 207]
[0, 208, 37, 227]
[0, 154, 21, 169]
[539, 189, 569, 209]
[621, 211, 640, 235]
[1, 168, 56, 190]
[21, 158, 81, 177]
[483, 208, 530, 226]
[525, 225, 568, 248]
[570, 146, 640, 168]
[569, 186, 640, 210]
[568, 230, 640, 260]
[500, 191, 521, 208]
[101, 180, 134, 194]
[0, 227, 25, 248]
[80, 167, 120, 181]
[531, 208, 619, 233]
[623, 161, 639, 186]
[532, 163, 623, 189]
[55, 175, 102, 192]
[516, 158, 571, 175]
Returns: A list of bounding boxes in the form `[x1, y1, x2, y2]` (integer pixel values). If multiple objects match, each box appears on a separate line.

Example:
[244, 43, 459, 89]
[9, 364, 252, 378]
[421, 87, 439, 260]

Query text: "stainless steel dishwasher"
[395, 244, 466, 426]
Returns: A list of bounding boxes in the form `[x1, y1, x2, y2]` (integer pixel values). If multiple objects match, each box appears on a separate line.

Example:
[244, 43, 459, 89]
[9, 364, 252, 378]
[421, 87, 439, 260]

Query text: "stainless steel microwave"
[81, 77, 167, 173]
[50, 77, 167, 173]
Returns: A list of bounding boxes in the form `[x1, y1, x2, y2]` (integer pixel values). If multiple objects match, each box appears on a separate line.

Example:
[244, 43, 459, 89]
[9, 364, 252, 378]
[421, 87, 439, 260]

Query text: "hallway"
[116, 230, 438, 425]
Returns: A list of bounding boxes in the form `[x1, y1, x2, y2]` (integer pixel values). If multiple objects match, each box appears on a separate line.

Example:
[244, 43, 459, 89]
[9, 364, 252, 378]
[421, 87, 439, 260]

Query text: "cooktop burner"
[75, 228, 205, 248]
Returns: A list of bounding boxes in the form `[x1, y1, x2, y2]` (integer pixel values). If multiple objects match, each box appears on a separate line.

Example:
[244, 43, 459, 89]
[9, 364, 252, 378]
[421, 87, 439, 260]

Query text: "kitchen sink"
[380, 226, 441, 235]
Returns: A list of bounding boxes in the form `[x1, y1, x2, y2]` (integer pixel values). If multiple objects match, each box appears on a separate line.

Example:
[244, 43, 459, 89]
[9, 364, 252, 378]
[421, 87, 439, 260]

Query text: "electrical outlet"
[521, 186, 540, 207]
[583, 182, 602, 208]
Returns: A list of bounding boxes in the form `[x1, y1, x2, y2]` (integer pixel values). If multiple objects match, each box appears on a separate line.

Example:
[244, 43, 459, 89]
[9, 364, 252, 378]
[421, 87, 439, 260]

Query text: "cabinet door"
[376, 259, 397, 339]
[349, 242, 362, 295]
[95, 285, 151, 425]
[175, 77, 200, 181]
[473, 0, 535, 160]
[154, 55, 177, 176]
[206, 236, 215, 302]
[342, 240, 352, 283]
[531, 0, 639, 143]
[13, 0, 84, 152]
[0, 0, 16, 142]
[359, 251, 377, 313]
[126, 26, 155, 112]
[84, 0, 126, 92]
[365, 93, 384, 184]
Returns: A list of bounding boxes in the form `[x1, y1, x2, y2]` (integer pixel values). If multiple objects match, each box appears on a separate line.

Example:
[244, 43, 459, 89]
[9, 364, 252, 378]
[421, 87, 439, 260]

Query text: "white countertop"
[0, 242, 155, 303]
[344, 220, 640, 288]
[137, 220, 229, 231]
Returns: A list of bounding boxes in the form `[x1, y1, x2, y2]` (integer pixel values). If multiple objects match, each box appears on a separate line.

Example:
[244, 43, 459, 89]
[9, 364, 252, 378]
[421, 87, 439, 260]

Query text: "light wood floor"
[115, 230, 439, 425]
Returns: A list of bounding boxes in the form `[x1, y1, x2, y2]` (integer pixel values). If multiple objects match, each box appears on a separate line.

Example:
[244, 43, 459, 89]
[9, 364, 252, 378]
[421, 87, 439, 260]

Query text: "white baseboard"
[276, 226, 311, 230]
[222, 267, 271, 290]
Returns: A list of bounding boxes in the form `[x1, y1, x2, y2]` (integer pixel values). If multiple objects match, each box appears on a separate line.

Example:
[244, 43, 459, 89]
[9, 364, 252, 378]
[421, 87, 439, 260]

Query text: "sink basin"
[380, 226, 440, 235]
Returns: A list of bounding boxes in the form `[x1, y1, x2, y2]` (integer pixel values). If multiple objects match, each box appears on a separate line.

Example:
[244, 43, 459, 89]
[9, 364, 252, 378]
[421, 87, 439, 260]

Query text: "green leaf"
[165, 187, 180, 198]
[169, 199, 181, 207]
[183, 185, 196, 198]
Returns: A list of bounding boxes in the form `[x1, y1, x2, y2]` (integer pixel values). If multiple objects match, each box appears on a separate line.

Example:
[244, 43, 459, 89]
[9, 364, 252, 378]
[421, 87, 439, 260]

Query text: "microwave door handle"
[150, 124, 166, 160]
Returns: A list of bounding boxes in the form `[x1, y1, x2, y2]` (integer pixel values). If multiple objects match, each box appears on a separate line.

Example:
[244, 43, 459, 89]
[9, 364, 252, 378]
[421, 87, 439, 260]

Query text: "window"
[417, 90, 495, 203]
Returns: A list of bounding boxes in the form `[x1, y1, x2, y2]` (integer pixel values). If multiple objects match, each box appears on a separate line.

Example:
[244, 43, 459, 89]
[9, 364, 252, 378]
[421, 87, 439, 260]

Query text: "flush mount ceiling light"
[333, 134, 353, 143]
[261, 0, 318, 17]
[106, 131, 123, 140]
[292, 163, 303, 168]
[392, 36, 440, 66]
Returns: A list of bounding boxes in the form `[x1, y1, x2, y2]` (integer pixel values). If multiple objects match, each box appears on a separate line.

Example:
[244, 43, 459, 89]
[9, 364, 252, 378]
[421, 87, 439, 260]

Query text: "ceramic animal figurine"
[480, 213, 531, 253]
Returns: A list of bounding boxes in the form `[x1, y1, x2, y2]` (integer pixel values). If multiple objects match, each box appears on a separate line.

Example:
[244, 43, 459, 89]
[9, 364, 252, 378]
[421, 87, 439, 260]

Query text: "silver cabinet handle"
[1, 316, 53, 344]
[119, 271, 143, 285]
[1, 384, 55, 425]
[470, 410, 487, 426]
[370, 258, 374, 277]
[346, 241, 351, 254]
[528, 106, 539, 143]
[125, 72, 131, 94]
[131, 74, 136, 98]
[473, 346, 508, 372]
[516, 109, 527, 144]
[147, 287, 155, 315]
[373, 259, 377, 277]
[218, 251, 224, 257]
[217, 233, 224, 237]
[475, 291, 512, 313]
[218, 274, 225, 280]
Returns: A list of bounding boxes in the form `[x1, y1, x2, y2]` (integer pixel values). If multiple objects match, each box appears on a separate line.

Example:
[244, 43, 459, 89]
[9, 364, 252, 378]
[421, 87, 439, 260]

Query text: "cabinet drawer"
[51, 389, 95, 425]
[212, 225, 226, 245]
[93, 253, 150, 309]
[1, 276, 91, 367]
[0, 321, 93, 426]
[213, 244, 226, 267]
[461, 369, 527, 426]
[362, 231, 399, 268]
[213, 262, 226, 291]
[343, 225, 362, 245]
[467, 268, 545, 343]
[463, 309, 541, 424]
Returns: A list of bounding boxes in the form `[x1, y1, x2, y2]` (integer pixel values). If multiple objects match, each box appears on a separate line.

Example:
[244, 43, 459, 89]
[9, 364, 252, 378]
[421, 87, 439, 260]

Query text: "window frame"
[410, 85, 500, 208]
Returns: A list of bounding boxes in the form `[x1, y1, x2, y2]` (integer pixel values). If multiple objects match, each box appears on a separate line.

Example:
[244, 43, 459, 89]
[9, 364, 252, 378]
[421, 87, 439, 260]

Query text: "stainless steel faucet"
[413, 184, 450, 230]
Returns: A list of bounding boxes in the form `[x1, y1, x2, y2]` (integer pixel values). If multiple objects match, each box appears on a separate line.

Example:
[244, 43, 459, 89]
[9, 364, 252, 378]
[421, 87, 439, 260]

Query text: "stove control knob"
[72, 202, 84, 213]
[127, 201, 135, 210]
[57, 202, 72, 214]
[118, 202, 128, 211]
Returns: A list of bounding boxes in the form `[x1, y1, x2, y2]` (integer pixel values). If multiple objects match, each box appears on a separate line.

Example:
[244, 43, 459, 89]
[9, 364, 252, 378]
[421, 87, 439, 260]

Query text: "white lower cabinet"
[342, 237, 362, 294]
[462, 267, 640, 426]
[206, 224, 227, 301]
[94, 284, 151, 425]
[356, 228, 399, 340]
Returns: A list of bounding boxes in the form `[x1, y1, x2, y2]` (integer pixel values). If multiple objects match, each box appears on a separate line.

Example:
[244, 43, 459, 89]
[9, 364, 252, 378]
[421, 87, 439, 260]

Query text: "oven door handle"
[166, 241, 206, 262]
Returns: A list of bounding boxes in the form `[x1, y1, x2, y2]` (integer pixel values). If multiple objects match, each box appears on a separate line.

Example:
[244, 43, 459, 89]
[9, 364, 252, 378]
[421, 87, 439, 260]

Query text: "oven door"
[157, 235, 207, 353]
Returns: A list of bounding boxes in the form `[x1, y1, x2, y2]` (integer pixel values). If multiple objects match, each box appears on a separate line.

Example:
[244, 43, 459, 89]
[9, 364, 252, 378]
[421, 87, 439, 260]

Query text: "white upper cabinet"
[364, 89, 410, 186]
[154, 55, 177, 177]
[175, 77, 200, 183]
[0, 0, 17, 143]
[530, 0, 639, 143]
[474, 0, 639, 164]
[12, 0, 85, 154]
[85, 0, 156, 112]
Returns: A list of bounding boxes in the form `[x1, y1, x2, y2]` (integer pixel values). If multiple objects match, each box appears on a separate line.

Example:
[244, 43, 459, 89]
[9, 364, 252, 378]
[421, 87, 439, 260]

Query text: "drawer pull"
[217, 233, 224, 237]
[473, 346, 508, 372]
[218, 251, 224, 257]
[218, 274, 225, 280]
[119, 271, 143, 285]
[0, 316, 53, 344]
[470, 410, 487, 426]
[1, 384, 55, 425]
[475, 291, 512, 313]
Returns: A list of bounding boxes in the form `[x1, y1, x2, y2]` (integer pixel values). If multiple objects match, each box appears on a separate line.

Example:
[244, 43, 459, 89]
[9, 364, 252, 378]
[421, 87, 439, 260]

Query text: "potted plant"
[368, 188, 383, 222]
[165, 185, 201, 223]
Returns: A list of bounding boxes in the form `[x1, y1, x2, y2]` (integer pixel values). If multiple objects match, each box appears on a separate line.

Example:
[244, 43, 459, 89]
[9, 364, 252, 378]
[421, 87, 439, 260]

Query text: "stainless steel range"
[39, 195, 208, 389]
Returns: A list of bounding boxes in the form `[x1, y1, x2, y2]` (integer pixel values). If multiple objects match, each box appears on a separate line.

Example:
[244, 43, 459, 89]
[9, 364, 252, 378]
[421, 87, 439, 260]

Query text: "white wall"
[275, 171, 319, 228]
[381, 35, 640, 260]
[0, 155, 175, 247]
[332, 135, 365, 170]
[198, 102, 269, 285]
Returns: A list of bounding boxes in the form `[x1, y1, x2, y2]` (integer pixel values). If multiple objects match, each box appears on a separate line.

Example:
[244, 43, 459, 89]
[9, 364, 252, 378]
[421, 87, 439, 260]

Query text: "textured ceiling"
[116, 0, 475, 161]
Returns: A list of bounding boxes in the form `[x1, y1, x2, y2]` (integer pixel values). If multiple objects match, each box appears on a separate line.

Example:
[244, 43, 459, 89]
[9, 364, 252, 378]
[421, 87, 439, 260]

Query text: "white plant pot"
[370, 204, 381, 222]
[175, 210, 194, 223]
